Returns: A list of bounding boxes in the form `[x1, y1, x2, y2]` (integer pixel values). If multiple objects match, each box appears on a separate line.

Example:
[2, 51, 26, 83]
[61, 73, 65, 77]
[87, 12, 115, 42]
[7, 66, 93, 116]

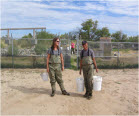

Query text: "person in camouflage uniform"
[47, 37, 70, 97]
[79, 41, 98, 100]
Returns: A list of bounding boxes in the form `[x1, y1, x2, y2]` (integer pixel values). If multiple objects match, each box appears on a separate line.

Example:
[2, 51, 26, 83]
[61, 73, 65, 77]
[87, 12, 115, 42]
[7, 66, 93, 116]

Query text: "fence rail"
[0, 24, 139, 69]
[1, 36, 138, 69]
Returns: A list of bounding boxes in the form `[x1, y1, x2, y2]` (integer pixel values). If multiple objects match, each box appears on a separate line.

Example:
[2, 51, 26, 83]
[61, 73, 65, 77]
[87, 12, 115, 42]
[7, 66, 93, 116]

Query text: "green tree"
[128, 36, 139, 42]
[35, 31, 56, 53]
[28, 33, 33, 38]
[101, 27, 111, 37]
[60, 33, 69, 39]
[81, 19, 98, 40]
[36, 31, 55, 39]
[95, 27, 111, 41]
[111, 31, 127, 42]
[22, 33, 33, 38]
[17, 33, 33, 48]
[94, 29, 101, 41]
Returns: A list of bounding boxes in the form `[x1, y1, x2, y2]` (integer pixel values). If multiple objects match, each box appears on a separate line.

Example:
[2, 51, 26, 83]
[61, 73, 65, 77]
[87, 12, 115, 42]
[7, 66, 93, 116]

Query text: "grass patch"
[112, 48, 130, 53]
[97, 64, 138, 69]
[1, 56, 138, 69]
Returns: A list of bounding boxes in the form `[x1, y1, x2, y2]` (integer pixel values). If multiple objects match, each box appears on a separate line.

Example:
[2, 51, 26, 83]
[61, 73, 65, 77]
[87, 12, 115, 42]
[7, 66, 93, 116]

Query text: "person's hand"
[96, 68, 98, 73]
[62, 66, 64, 71]
[47, 68, 49, 73]
[79, 70, 81, 75]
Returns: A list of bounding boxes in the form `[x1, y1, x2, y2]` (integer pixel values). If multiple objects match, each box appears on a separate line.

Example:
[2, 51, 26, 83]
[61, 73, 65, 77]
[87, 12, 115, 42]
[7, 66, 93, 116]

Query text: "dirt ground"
[1, 68, 138, 115]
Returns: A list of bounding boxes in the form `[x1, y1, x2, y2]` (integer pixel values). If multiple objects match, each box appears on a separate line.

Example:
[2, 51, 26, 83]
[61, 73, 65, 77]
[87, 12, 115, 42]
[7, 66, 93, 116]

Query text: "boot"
[83, 91, 88, 97]
[51, 90, 55, 97]
[87, 93, 92, 100]
[62, 90, 70, 96]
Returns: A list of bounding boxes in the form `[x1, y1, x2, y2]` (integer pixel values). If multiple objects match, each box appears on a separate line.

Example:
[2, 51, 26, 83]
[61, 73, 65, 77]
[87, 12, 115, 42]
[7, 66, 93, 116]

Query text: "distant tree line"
[1, 19, 138, 43]
[17, 19, 138, 42]
[60, 19, 138, 42]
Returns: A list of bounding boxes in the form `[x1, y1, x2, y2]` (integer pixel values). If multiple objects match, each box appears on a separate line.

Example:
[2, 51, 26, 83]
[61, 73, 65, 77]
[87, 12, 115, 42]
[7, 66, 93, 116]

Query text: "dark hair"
[82, 41, 87, 45]
[51, 37, 59, 50]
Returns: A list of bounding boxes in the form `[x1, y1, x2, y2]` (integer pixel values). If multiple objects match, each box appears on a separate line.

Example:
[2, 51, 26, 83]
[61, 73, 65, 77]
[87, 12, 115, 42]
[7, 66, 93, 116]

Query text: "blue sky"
[0, 0, 138, 38]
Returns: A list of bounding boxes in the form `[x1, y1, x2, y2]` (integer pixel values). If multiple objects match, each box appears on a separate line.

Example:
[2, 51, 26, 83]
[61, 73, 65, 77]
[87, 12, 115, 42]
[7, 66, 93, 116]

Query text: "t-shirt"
[71, 43, 75, 48]
[80, 48, 95, 59]
[47, 48, 62, 55]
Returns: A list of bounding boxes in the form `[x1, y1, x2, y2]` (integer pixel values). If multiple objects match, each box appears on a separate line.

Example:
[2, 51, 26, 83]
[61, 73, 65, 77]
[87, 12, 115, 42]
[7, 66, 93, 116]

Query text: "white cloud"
[1, 1, 83, 30]
[105, 0, 138, 16]
[1, 0, 138, 36]
[82, 2, 105, 11]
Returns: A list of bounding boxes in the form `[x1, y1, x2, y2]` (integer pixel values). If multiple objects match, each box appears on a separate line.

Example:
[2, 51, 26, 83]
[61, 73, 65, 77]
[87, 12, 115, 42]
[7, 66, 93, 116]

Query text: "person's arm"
[46, 54, 50, 73]
[91, 49, 98, 73]
[79, 59, 82, 75]
[60, 53, 64, 71]
[93, 58, 98, 73]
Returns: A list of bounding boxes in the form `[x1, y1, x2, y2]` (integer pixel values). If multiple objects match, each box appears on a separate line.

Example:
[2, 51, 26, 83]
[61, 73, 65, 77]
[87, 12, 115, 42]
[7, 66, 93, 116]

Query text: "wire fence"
[1, 38, 138, 69]
[75, 40, 138, 69]
[0, 29, 138, 69]
[1, 38, 72, 68]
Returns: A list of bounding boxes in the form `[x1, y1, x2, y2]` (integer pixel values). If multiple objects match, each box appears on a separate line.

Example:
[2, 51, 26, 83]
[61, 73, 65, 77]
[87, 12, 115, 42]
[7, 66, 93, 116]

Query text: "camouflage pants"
[83, 64, 94, 94]
[48, 64, 65, 91]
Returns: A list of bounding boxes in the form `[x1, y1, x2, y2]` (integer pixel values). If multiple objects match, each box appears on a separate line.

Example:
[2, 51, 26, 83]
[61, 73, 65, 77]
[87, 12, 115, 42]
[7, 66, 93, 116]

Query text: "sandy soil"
[1, 68, 138, 115]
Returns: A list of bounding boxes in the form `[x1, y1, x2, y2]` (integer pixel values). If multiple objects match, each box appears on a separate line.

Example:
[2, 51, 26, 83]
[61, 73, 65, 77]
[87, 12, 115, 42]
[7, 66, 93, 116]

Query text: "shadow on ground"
[9, 85, 83, 98]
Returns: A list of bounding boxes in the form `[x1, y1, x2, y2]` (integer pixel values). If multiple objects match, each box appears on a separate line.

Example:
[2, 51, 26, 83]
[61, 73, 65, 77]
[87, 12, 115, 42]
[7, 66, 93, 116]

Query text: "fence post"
[76, 34, 79, 69]
[117, 42, 120, 67]
[7, 29, 9, 39]
[11, 33, 14, 68]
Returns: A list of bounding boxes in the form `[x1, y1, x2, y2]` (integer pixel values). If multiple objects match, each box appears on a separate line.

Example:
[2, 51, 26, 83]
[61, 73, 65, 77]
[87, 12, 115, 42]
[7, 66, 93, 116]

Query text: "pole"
[76, 34, 79, 69]
[7, 29, 9, 39]
[11, 33, 14, 68]
[117, 42, 120, 67]
[33, 29, 35, 39]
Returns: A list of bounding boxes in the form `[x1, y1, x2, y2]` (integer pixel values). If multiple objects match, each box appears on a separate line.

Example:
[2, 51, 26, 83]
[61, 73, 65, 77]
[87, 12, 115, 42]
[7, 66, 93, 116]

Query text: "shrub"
[17, 39, 31, 48]
[34, 44, 47, 55]
[1, 39, 8, 48]
[7, 45, 19, 56]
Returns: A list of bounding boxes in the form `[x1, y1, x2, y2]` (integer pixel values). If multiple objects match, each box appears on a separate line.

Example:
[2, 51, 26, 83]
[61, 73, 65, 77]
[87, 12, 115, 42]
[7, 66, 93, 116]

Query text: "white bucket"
[60, 47, 63, 50]
[41, 73, 48, 81]
[76, 77, 84, 92]
[67, 47, 69, 50]
[93, 76, 102, 91]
